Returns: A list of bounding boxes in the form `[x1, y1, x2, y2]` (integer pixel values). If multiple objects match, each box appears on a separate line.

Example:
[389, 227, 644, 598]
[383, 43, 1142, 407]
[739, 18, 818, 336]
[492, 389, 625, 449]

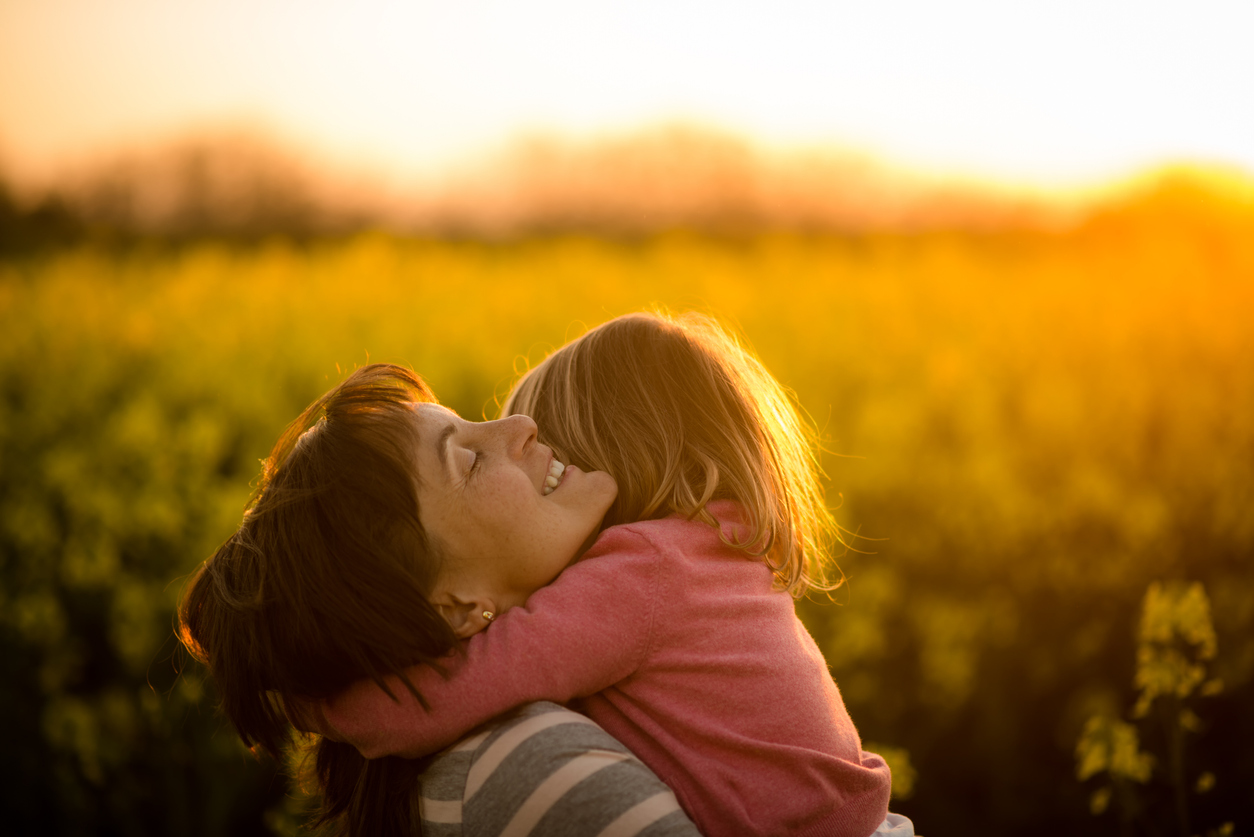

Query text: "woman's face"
[409, 403, 617, 627]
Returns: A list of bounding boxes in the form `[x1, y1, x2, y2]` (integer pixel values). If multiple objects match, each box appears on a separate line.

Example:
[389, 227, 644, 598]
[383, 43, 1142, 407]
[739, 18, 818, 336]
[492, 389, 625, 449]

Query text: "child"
[313, 312, 897, 836]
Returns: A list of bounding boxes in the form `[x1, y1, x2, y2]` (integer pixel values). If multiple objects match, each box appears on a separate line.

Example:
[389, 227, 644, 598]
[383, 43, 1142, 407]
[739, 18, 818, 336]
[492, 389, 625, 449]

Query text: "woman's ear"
[433, 593, 497, 639]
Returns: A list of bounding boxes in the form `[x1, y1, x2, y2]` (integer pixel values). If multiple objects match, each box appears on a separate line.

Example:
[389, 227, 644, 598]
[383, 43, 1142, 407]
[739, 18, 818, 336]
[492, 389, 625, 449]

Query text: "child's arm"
[321, 525, 662, 759]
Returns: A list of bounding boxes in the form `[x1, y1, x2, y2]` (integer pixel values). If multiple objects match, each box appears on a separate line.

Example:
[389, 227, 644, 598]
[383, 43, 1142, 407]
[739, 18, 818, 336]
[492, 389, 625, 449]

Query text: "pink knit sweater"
[318, 501, 892, 836]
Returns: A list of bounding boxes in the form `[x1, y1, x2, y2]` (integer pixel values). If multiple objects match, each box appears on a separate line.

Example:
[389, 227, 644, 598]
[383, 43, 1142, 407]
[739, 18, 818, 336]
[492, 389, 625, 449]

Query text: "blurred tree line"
[0, 126, 1074, 256]
[1, 157, 1252, 836]
[0, 133, 352, 256]
[0, 183, 85, 256]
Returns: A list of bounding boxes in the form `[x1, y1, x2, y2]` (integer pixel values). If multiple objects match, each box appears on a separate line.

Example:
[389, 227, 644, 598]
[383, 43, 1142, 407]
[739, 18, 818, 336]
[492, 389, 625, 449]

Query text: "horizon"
[8, 124, 1253, 240]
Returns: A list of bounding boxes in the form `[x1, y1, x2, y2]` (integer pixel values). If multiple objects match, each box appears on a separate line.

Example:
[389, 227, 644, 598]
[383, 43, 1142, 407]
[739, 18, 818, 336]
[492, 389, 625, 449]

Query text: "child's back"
[573, 505, 890, 835]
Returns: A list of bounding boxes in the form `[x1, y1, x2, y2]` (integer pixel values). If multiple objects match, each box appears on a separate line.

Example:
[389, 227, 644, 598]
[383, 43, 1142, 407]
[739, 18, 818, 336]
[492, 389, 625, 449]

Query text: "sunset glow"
[2, 0, 1252, 187]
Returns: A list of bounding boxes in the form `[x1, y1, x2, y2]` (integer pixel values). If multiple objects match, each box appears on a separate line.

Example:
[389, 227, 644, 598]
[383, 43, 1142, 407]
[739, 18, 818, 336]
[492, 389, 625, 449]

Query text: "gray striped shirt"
[417, 702, 700, 837]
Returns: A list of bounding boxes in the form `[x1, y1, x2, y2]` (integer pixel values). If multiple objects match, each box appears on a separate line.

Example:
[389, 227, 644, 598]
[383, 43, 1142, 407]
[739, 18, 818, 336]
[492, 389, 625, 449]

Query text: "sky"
[1, 0, 1252, 188]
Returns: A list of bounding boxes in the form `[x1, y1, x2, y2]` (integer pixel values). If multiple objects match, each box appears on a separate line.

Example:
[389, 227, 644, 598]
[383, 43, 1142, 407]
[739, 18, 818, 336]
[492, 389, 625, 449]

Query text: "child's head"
[503, 311, 841, 596]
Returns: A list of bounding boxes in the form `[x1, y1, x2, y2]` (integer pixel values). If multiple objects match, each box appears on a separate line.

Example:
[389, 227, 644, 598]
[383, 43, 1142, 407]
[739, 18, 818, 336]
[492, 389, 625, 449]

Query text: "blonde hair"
[503, 311, 842, 596]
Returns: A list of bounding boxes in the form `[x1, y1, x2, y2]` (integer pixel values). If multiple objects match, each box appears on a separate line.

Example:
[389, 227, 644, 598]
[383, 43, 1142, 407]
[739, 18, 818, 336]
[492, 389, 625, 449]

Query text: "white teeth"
[542, 459, 566, 495]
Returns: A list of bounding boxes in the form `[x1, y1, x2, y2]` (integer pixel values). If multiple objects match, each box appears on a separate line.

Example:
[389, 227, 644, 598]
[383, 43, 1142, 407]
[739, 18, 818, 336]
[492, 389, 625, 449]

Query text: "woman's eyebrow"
[435, 423, 456, 472]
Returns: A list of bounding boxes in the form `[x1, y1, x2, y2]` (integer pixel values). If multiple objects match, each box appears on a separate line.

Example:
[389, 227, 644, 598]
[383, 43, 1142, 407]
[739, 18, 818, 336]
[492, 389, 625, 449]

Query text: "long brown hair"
[179, 363, 457, 834]
[503, 311, 843, 596]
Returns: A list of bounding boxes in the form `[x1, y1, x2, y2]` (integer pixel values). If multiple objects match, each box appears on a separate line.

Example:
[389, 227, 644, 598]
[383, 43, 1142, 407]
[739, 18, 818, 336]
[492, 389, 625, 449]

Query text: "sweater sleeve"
[321, 525, 663, 759]
[435, 703, 702, 837]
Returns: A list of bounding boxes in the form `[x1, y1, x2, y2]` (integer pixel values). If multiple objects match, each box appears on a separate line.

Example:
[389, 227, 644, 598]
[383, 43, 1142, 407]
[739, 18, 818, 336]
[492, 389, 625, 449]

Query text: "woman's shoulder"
[419, 702, 699, 837]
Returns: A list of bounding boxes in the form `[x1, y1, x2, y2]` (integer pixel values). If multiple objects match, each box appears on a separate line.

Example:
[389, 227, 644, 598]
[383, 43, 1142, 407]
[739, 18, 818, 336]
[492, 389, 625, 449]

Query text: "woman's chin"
[577, 467, 619, 504]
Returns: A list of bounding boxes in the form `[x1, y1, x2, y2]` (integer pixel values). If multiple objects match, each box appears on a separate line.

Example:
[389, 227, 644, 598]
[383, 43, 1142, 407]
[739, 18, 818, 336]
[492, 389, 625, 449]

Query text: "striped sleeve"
[419, 703, 699, 837]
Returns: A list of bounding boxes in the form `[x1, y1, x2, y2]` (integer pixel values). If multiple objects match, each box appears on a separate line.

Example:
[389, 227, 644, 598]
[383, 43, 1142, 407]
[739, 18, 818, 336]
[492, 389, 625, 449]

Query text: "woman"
[179, 363, 700, 836]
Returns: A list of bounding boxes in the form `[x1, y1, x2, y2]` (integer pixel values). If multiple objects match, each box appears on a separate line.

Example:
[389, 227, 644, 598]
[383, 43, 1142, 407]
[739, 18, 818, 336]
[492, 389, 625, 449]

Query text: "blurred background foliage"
[1, 155, 1252, 836]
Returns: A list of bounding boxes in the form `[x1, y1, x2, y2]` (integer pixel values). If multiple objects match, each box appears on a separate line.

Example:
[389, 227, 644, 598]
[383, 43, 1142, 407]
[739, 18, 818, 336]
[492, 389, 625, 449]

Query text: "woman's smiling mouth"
[542, 458, 566, 495]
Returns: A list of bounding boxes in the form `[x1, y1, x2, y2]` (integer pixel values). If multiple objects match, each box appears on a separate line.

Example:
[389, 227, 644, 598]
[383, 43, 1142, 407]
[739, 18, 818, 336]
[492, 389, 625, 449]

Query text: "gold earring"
[482, 610, 495, 622]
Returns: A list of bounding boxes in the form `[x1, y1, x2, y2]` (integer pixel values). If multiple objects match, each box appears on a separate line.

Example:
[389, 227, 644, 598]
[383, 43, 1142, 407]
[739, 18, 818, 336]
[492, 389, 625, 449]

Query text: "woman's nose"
[498, 413, 538, 457]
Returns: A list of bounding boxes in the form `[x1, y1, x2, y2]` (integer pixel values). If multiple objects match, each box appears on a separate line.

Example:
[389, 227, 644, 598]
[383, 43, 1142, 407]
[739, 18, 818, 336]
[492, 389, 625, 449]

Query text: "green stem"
[1167, 697, 1189, 837]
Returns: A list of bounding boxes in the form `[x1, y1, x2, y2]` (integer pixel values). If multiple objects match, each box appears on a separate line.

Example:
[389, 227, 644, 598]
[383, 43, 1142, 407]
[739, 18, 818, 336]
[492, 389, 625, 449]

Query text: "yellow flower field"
[2, 171, 1251, 834]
